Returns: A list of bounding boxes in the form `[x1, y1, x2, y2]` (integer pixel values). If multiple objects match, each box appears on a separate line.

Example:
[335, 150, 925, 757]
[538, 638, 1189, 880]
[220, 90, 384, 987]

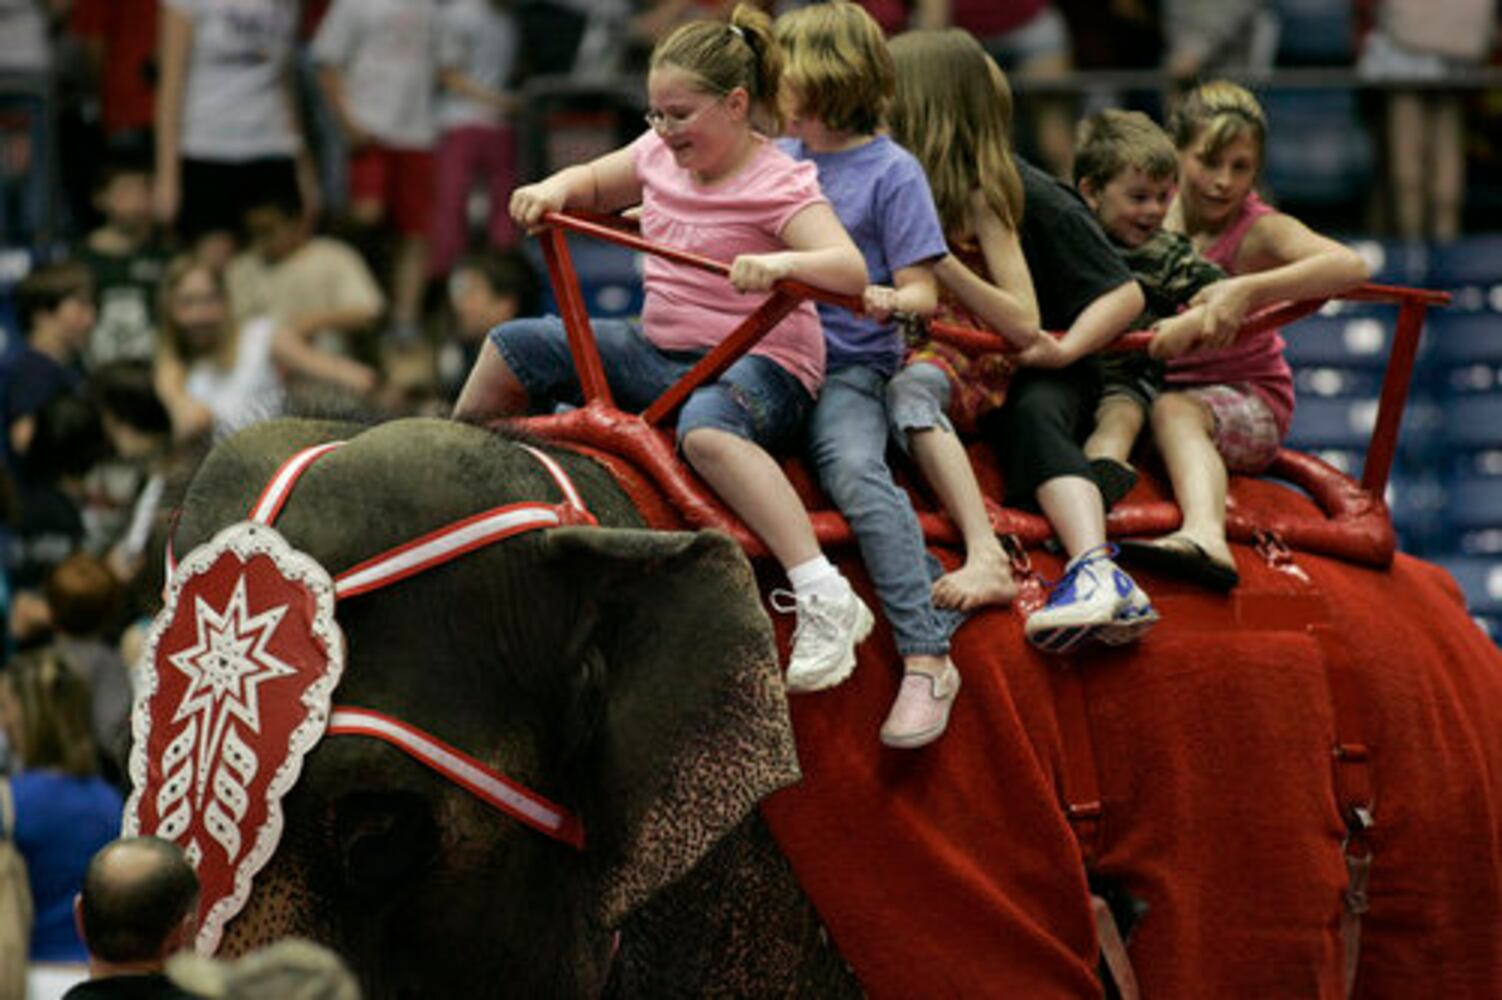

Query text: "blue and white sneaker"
[1024, 545, 1150, 653]
[1098, 571, 1158, 646]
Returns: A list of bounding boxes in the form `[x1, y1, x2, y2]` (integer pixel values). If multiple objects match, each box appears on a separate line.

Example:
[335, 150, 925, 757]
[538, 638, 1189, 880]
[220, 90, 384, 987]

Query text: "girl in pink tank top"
[1136, 80, 1369, 583]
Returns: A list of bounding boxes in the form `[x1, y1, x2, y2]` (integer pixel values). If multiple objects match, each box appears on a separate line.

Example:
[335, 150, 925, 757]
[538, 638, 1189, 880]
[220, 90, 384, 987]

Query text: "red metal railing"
[536, 210, 1449, 500]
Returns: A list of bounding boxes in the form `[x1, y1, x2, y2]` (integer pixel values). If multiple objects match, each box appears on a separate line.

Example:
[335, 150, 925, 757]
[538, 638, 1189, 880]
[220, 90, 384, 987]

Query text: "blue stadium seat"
[1440, 394, 1502, 450]
[1428, 311, 1502, 369]
[1285, 396, 1379, 450]
[1430, 234, 1502, 288]
[1441, 362, 1502, 396]
[1446, 476, 1502, 534]
[525, 236, 644, 320]
[1283, 312, 1407, 369]
[1433, 556, 1502, 615]
[1345, 239, 1429, 286]
[1430, 556, 1502, 647]
[1294, 365, 1384, 399]
[1274, 0, 1355, 66]
[1261, 91, 1373, 205]
[1387, 470, 1449, 555]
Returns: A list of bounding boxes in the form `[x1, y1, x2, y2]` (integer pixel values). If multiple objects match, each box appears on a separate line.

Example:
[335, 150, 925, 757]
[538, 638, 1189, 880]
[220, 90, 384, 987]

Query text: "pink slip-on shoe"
[879, 662, 961, 749]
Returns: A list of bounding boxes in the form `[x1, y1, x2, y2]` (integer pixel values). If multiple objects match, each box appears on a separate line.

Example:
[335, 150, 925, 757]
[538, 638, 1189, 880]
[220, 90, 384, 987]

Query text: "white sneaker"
[1099, 574, 1159, 646]
[1024, 545, 1143, 653]
[771, 584, 875, 693]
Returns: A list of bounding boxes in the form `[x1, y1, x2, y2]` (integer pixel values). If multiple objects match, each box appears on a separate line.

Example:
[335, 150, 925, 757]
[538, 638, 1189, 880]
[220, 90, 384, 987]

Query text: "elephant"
[129, 413, 1502, 998]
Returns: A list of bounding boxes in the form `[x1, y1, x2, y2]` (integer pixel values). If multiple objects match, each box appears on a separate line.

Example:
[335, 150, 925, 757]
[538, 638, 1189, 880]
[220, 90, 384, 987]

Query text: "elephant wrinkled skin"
[160, 417, 861, 998]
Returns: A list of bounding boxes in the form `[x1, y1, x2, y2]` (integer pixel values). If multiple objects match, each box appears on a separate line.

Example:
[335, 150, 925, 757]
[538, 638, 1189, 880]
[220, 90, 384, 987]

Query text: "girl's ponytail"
[729, 5, 783, 132]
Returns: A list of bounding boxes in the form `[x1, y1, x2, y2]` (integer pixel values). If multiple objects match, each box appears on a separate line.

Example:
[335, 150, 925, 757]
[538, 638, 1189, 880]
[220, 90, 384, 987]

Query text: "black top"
[3, 347, 83, 424]
[1016, 158, 1136, 332]
[75, 240, 169, 367]
[63, 972, 200, 1000]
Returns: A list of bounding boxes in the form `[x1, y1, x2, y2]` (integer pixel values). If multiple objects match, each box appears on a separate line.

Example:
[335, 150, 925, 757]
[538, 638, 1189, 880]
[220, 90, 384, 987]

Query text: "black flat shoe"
[1115, 536, 1240, 592]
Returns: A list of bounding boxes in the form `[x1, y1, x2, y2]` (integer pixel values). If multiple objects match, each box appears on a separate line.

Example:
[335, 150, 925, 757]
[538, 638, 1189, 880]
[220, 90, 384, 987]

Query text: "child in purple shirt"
[777, 3, 963, 748]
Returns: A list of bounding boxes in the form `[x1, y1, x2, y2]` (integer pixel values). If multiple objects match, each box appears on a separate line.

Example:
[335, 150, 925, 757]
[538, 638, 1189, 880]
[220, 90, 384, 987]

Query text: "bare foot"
[933, 548, 1017, 611]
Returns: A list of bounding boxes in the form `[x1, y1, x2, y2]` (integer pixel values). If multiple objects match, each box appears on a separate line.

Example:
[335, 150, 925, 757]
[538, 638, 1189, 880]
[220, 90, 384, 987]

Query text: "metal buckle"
[1000, 532, 1032, 576]
[1253, 528, 1310, 582]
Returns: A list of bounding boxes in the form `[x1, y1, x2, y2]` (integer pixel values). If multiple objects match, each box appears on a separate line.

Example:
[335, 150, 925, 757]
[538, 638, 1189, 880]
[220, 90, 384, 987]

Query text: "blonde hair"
[167, 938, 360, 1000]
[888, 29, 1023, 238]
[1073, 109, 1179, 191]
[3, 649, 99, 777]
[775, 1, 893, 136]
[158, 254, 236, 371]
[652, 4, 785, 133]
[1170, 79, 1267, 165]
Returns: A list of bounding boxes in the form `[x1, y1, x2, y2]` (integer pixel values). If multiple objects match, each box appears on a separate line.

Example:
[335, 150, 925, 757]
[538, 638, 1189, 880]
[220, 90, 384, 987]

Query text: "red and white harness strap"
[327, 707, 585, 849]
[233, 438, 593, 850]
[250, 440, 346, 524]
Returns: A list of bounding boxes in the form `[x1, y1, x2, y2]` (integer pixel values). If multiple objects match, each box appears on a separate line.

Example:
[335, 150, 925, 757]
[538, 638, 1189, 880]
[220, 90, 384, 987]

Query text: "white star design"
[168, 573, 296, 806]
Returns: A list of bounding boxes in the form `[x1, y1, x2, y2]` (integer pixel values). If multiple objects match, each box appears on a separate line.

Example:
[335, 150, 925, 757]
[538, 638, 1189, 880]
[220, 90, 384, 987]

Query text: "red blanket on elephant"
[760, 543, 1502, 998]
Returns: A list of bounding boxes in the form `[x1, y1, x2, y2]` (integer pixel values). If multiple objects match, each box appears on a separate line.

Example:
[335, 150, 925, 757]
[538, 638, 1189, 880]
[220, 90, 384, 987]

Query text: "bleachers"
[1261, 89, 1373, 211]
[1432, 555, 1502, 641]
[523, 234, 644, 320]
[1273, 0, 1355, 66]
[1283, 238, 1502, 633]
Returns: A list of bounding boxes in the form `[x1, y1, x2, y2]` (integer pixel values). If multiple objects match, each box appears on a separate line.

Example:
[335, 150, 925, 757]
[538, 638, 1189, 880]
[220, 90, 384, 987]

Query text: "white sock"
[787, 556, 846, 600]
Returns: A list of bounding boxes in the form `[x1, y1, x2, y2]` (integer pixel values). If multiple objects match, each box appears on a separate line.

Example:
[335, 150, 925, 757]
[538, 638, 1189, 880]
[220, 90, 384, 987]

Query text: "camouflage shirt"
[1121, 229, 1226, 328]
[1101, 230, 1227, 401]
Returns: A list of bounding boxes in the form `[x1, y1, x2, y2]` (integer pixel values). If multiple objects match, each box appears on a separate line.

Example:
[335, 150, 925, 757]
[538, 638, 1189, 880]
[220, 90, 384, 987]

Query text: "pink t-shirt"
[632, 130, 827, 394]
[1166, 190, 1296, 438]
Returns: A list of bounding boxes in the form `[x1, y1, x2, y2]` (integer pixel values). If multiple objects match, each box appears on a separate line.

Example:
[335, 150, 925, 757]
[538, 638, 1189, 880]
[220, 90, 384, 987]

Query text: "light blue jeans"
[492, 315, 812, 449]
[808, 365, 950, 658]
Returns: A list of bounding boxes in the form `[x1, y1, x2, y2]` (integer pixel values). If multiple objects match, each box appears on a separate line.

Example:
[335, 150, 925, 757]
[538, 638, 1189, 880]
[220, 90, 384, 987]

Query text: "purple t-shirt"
[779, 135, 947, 375]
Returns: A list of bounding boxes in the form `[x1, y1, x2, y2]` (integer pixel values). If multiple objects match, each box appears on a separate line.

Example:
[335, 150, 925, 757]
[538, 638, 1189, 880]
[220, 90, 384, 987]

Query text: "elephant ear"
[541, 527, 800, 925]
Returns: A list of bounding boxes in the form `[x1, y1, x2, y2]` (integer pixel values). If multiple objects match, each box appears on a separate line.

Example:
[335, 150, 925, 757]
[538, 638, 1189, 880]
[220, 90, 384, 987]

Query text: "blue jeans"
[491, 315, 811, 449]
[885, 361, 955, 451]
[808, 365, 949, 658]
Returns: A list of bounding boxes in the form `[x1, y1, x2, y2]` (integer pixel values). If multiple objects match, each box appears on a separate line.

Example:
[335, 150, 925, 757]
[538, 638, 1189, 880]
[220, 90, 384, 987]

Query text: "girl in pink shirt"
[1143, 81, 1369, 581]
[454, 5, 875, 691]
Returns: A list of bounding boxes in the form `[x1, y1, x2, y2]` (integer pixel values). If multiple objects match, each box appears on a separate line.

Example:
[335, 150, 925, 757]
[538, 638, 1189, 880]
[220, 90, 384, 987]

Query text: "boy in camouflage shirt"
[1072, 109, 1226, 496]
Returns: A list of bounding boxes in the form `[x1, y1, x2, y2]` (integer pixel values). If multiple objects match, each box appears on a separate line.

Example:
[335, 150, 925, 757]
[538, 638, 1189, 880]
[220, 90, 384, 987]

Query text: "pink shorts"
[1179, 382, 1281, 473]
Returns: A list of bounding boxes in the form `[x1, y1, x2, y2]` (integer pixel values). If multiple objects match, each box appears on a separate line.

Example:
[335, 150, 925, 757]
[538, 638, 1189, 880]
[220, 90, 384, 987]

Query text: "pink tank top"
[1165, 190, 1295, 438]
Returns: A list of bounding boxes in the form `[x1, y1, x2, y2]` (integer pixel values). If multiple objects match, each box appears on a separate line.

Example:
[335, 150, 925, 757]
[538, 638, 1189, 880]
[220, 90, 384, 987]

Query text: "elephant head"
[148, 417, 805, 997]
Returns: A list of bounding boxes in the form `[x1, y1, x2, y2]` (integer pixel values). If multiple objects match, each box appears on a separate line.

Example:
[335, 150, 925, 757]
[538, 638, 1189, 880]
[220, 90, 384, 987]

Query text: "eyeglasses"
[644, 97, 722, 134]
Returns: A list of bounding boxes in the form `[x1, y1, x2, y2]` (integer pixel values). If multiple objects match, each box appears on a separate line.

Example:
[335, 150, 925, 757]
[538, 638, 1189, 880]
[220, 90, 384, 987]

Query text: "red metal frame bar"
[1362, 298, 1428, 496]
[642, 290, 803, 425]
[539, 227, 614, 407]
[536, 210, 1452, 501]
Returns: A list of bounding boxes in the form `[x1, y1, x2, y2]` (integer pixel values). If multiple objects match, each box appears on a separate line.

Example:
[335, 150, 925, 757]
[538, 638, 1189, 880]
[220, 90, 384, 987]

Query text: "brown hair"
[45, 553, 123, 637]
[157, 254, 236, 370]
[888, 29, 1023, 238]
[1073, 109, 1179, 191]
[652, 4, 785, 133]
[15, 259, 94, 331]
[775, 1, 893, 136]
[3, 649, 99, 777]
[1169, 79, 1267, 166]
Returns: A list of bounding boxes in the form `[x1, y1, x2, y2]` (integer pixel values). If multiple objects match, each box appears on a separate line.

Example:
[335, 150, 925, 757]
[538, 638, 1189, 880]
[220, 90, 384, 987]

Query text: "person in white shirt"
[153, 0, 317, 269]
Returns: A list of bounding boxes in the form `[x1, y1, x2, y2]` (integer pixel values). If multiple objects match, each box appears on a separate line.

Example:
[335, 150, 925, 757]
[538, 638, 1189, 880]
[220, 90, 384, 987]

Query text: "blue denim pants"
[808, 364, 950, 658]
[491, 315, 812, 449]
